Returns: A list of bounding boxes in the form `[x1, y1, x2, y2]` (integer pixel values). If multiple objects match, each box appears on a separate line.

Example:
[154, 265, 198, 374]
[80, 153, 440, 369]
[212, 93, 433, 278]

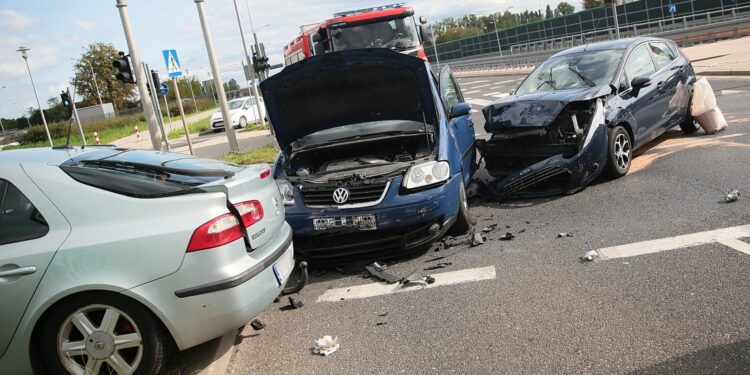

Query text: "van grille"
[300, 179, 389, 207]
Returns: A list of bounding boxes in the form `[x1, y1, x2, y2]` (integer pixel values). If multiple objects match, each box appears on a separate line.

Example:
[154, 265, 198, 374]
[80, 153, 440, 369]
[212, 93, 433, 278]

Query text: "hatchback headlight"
[275, 179, 295, 205]
[403, 161, 450, 190]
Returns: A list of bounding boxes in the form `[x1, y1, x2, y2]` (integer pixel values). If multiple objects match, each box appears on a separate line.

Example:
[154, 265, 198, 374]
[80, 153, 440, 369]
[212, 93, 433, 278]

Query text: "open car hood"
[260, 49, 438, 151]
[483, 85, 612, 132]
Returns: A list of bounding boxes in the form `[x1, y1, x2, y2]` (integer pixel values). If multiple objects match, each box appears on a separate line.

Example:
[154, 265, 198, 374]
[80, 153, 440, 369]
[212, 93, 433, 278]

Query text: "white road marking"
[470, 84, 492, 89]
[596, 225, 750, 259]
[467, 98, 492, 107]
[493, 93, 510, 98]
[317, 266, 496, 302]
[461, 80, 489, 85]
[721, 89, 747, 96]
[484, 91, 502, 96]
[718, 238, 750, 256]
[464, 90, 481, 94]
[496, 79, 515, 84]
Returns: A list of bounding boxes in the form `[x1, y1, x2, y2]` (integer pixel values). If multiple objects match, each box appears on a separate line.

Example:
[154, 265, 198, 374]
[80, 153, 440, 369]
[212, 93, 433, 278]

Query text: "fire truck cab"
[284, 3, 429, 65]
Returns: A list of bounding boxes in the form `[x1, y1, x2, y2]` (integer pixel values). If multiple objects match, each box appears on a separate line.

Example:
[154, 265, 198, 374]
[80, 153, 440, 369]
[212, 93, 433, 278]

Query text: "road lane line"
[493, 93, 510, 98]
[484, 91, 501, 96]
[317, 266, 496, 302]
[464, 90, 481, 94]
[496, 79, 515, 84]
[461, 80, 489, 85]
[470, 84, 491, 89]
[718, 238, 750, 256]
[596, 225, 750, 259]
[467, 98, 492, 107]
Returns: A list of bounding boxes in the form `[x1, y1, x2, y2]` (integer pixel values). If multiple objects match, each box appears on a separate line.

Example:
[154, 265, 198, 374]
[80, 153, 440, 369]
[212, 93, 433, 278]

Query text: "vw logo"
[332, 187, 350, 204]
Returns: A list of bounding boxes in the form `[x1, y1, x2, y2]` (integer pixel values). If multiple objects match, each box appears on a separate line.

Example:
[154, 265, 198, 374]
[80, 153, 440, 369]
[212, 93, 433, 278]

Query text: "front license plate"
[313, 214, 377, 231]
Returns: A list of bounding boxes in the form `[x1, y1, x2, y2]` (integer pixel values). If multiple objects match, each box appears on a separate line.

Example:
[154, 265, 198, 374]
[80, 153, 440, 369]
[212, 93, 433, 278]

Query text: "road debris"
[725, 189, 740, 203]
[425, 256, 447, 262]
[518, 228, 526, 233]
[471, 232, 486, 246]
[499, 232, 515, 241]
[313, 336, 340, 356]
[280, 296, 304, 311]
[424, 262, 452, 271]
[466, 182, 479, 199]
[558, 232, 573, 238]
[482, 223, 498, 233]
[425, 275, 436, 284]
[442, 233, 473, 248]
[365, 262, 402, 284]
[376, 322, 387, 326]
[378, 312, 388, 317]
[250, 319, 265, 331]
[580, 250, 598, 262]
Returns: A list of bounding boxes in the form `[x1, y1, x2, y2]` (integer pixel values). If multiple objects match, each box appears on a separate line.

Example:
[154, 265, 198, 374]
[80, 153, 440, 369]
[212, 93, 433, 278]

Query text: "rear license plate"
[313, 214, 377, 231]
[272, 246, 294, 286]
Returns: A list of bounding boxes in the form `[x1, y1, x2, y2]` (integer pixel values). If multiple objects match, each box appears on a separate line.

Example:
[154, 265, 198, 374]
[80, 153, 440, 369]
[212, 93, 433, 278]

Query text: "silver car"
[0, 147, 295, 374]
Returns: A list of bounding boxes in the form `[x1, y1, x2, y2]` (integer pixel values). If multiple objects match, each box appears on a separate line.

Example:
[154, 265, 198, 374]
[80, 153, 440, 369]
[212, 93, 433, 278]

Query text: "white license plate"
[272, 245, 294, 286]
[313, 214, 377, 231]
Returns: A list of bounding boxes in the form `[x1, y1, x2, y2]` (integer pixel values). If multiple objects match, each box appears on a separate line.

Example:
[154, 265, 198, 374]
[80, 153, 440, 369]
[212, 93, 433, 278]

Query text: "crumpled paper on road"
[314, 335, 340, 356]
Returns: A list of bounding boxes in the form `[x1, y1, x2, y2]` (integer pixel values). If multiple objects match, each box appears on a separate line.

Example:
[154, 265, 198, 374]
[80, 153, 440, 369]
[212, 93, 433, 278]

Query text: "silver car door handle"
[0, 266, 37, 278]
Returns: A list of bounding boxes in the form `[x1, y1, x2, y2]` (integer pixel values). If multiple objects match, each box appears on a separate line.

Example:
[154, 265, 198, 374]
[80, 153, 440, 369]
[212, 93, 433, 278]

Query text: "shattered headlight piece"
[275, 179, 295, 205]
[403, 161, 450, 190]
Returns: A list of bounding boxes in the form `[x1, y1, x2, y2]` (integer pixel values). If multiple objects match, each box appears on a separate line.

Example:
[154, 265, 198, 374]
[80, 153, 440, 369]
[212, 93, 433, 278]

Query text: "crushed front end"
[477, 98, 609, 199]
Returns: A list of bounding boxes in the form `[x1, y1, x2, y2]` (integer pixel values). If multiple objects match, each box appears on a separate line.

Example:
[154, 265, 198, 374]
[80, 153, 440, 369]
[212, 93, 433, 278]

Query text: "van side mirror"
[418, 25, 428, 43]
[630, 76, 651, 98]
[450, 102, 471, 119]
[419, 16, 427, 24]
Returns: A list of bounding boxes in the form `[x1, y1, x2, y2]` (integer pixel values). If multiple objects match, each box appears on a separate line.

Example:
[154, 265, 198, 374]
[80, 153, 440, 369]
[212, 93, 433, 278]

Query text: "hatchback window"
[515, 50, 623, 95]
[623, 44, 656, 82]
[228, 100, 245, 110]
[649, 42, 676, 70]
[59, 149, 245, 198]
[0, 179, 49, 246]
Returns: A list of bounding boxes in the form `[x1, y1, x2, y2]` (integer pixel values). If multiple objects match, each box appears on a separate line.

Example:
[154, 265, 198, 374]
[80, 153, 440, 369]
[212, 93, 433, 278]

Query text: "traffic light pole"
[66, 87, 86, 145]
[195, 0, 240, 153]
[116, 0, 163, 151]
[172, 79, 194, 155]
[143, 62, 170, 150]
[232, 0, 265, 128]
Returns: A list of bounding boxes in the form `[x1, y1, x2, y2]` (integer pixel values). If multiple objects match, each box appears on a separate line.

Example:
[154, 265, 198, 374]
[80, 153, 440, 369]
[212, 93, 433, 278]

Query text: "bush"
[19, 113, 146, 144]
[162, 97, 217, 117]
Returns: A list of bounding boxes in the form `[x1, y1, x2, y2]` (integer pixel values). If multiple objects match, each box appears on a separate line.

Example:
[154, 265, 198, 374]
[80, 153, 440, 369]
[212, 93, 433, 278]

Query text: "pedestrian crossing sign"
[162, 49, 182, 78]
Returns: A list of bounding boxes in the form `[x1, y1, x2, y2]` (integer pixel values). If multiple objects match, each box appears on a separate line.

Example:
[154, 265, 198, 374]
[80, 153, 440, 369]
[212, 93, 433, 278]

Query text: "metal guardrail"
[445, 4, 750, 74]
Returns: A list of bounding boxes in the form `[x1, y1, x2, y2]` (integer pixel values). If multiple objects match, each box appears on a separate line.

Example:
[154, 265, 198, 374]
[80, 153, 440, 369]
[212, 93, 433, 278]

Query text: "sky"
[0, 0, 559, 118]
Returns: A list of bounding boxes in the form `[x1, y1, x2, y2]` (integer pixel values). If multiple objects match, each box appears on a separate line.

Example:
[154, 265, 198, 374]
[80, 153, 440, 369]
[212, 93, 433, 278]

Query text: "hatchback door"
[438, 65, 475, 183]
[621, 43, 659, 145]
[0, 169, 70, 357]
[647, 41, 688, 126]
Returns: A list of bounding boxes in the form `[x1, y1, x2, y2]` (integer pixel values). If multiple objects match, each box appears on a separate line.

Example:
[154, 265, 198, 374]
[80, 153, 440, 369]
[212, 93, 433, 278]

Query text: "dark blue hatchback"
[261, 49, 476, 263]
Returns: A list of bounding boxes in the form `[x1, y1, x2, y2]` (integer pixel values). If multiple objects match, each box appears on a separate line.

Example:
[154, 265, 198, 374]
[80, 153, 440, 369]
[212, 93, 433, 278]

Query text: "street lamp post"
[184, 69, 199, 113]
[233, 0, 265, 127]
[17, 47, 53, 147]
[194, 0, 240, 153]
[473, 6, 513, 56]
[85, 60, 103, 105]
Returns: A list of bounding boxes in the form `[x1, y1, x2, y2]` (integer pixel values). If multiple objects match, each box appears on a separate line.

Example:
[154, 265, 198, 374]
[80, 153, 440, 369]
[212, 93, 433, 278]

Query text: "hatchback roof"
[550, 37, 668, 58]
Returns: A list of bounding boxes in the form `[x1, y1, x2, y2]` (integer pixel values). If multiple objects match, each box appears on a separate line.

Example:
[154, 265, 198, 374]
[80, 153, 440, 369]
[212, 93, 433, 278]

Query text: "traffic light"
[151, 70, 160, 93]
[252, 53, 271, 73]
[112, 51, 135, 84]
[252, 52, 260, 74]
[60, 91, 73, 118]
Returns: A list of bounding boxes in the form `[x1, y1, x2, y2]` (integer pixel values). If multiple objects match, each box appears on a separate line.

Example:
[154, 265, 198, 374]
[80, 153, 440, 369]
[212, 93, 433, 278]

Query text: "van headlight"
[275, 179, 295, 205]
[403, 161, 450, 190]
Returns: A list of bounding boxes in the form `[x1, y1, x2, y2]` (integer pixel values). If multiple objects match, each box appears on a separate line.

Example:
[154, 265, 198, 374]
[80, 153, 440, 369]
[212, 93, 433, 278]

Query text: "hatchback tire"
[679, 115, 700, 134]
[448, 180, 475, 235]
[605, 126, 632, 178]
[39, 293, 168, 375]
[239, 116, 247, 128]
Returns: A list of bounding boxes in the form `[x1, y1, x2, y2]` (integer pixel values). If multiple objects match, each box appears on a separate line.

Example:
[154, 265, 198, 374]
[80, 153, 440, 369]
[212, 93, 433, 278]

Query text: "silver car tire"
[39, 293, 168, 375]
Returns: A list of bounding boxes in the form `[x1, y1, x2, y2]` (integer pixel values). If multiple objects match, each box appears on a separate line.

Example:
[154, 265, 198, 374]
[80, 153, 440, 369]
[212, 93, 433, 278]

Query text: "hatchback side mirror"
[450, 102, 471, 119]
[630, 76, 651, 98]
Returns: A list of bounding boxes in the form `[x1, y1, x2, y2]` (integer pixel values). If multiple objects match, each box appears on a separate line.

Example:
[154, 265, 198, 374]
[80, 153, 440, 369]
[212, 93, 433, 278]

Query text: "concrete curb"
[195, 331, 236, 375]
[697, 70, 750, 76]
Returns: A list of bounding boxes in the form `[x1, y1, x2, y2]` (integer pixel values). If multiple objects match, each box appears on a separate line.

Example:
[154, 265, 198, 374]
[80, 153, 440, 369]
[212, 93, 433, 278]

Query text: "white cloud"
[73, 19, 96, 32]
[0, 9, 38, 31]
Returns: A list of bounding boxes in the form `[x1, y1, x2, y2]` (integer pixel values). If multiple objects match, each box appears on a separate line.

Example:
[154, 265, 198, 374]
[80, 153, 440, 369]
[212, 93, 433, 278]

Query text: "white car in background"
[211, 96, 266, 131]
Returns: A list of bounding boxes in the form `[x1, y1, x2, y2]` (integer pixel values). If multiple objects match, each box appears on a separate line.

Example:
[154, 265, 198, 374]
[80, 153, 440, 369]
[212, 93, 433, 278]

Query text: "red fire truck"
[283, 3, 429, 66]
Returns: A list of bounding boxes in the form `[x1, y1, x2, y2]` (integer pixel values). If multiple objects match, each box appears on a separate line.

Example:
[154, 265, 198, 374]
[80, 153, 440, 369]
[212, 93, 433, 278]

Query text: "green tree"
[70, 42, 136, 111]
[555, 2, 576, 16]
[546, 4, 554, 18]
[223, 79, 240, 92]
[581, 0, 604, 9]
[165, 76, 202, 102]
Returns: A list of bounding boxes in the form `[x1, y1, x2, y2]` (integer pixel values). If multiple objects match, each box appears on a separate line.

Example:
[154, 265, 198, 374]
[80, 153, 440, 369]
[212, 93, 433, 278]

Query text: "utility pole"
[194, 0, 240, 153]
[233, 0, 265, 127]
[610, 0, 621, 39]
[184, 69, 199, 113]
[17, 47, 52, 147]
[143, 63, 170, 150]
[84, 60, 103, 105]
[429, 25, 441, 71]
[115, 0, 163, 150]
[67, 87, 86, 144]
[172, 78, 194, 155]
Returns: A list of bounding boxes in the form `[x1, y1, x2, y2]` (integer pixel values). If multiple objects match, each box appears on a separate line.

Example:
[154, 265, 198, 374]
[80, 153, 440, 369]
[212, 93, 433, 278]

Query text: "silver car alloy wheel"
[239, 116, 247, 128]
[614, 133, 631, 170]
[57, 304, 143, 375]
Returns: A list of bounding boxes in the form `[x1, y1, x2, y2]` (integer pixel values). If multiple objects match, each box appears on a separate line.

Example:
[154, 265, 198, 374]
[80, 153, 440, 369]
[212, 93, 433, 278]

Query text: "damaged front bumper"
[478, 116, 609, 200]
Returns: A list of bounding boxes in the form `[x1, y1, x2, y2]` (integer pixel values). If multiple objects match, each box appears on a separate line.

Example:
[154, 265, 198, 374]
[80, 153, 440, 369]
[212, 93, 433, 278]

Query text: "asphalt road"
[227, 75, 750, 374]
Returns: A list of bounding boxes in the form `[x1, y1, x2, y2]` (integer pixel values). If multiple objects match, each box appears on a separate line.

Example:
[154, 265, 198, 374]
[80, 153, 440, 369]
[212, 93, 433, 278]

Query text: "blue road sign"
[158, 82, 169, 96]
[162, 49, 183, 78]
[668, 4, 677, 14]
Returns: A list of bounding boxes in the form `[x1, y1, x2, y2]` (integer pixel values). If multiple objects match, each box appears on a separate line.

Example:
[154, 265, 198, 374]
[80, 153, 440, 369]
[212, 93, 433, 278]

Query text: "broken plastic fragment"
[424, 262, 452, 271]
[725, 189, 740, 203]
[471, 233, 486, 246]
[499, 232, 514, 241]
[250, 319, 265, 331]
[482, 223, 498, 233]
[285, 297, 304, 310]
[365, 262, 402, 284]
[558, 232, 572, 238]
[581, 250, 598, 262]
[425, 275, 436, 284]
[314, 336, 340, 356]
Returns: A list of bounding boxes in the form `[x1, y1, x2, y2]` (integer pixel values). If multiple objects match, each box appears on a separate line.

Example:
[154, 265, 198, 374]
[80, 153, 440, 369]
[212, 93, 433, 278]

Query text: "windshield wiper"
[77, 160, 235, 178]
[568, 66, 596, 87]
[536, 79, 557, 90]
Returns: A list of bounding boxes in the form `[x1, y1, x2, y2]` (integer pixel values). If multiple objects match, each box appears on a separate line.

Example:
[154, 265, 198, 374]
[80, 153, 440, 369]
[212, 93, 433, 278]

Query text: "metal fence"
[426, 0, 750, 62]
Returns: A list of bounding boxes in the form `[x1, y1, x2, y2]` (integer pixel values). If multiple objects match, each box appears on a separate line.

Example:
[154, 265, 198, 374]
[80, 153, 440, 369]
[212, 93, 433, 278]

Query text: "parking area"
[225, 75, 750, 374]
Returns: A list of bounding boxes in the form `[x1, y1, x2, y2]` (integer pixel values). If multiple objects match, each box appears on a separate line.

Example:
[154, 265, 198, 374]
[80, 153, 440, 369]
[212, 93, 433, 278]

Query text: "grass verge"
[167, 117, 212, 140]
[2, 120, 147, 150]
[223, 144, 279, 165]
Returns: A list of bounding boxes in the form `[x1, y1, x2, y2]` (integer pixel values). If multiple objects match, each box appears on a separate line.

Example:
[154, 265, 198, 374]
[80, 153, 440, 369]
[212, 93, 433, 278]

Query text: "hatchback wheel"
[39, 293, 168, 375]
[605, 126, 632, 178]
[239, 116, 247, 128]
